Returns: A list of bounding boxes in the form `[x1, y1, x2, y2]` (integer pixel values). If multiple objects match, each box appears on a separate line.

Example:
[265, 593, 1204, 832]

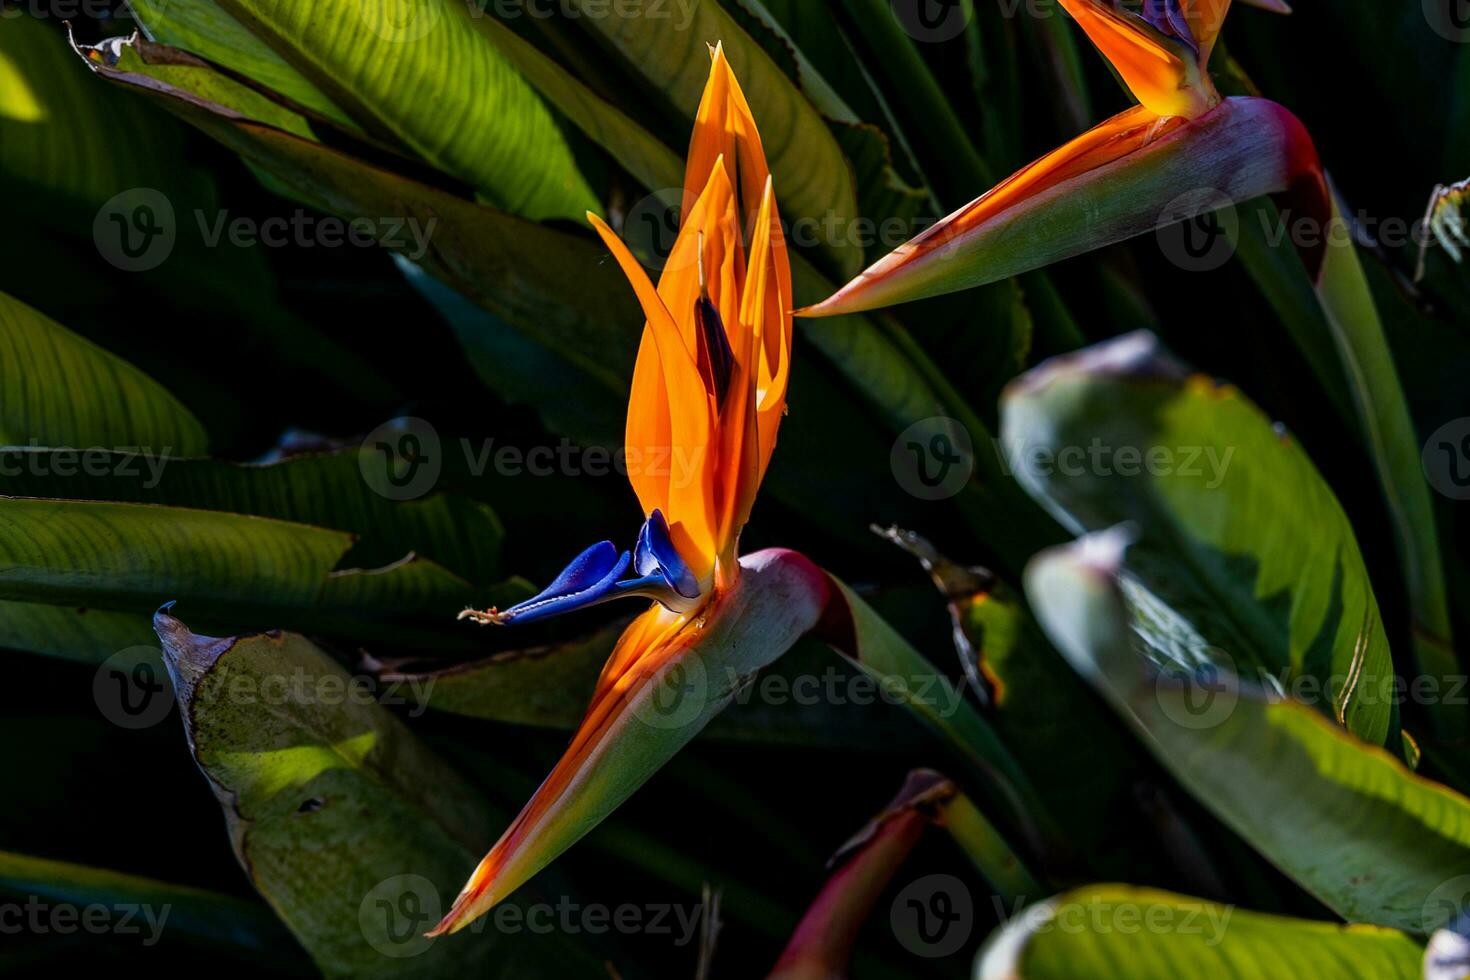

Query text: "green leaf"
[0, 448, 504, 586]
[467, 13, 685, 192]
[106, 36, 318, 140]
[1314, 195, 1459, 736]
[78, 50, 639, 392]
[0, 17, 190, 205]
[557, 0, 863, 277]
[133, 0, 597, 221]
[0, 496, 495, 650]
[130, 0, 358, 130]
[1025, 530, 1470, 933]
[1212, 56, 1458, 724]
[153, 610, 586, 977]
[875, 526, 1133, 863]
[0, 601, 157, 666]
[824, 577, 1059, 857]
[0, 290, 207, 455]
[836, 0, 992, 199]
[977, 885, 1424, 979]
[10, 21, 396, 408]
[1001, 331, 1398, 746]
[0, 849, 297, 959]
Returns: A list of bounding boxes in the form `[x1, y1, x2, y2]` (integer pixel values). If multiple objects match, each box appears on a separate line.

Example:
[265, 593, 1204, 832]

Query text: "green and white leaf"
[1002, 331, 1398, 746]
[978, 886, 1424, 979]
[1025, 530, 1470, 933]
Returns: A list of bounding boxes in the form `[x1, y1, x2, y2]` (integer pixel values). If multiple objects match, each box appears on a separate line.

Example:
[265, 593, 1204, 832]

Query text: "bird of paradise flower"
[428, 44, 820, 937]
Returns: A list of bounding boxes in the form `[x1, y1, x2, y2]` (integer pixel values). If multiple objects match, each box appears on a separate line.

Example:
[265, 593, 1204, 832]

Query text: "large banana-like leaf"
[3, 20, 395, 403]
[1313, 194, 1458, 726]
[0, 497, 502, 649]
[466, 14, 685, 192]
[77, 39, 638, 391]
[1002, 331, 1398, 747]
[0, 448, 504, 586]
[0, 17, 190, 205]
[557, 0, 862, 277]
[153, 610, 590, 977]
[130, 0, 596, 221]
[977, 886, 1424, 979]
[129, 0, 356, 130]
[1025, 530, 1470, 933]
[0, 290, 207, 454]
[0, 849, 297, 959]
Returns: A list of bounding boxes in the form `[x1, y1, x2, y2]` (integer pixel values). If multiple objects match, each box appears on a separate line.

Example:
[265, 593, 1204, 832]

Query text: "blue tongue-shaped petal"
[461, 515, 706, 627]
[466, 542, 631, 625]
[634, 510, 702, 600]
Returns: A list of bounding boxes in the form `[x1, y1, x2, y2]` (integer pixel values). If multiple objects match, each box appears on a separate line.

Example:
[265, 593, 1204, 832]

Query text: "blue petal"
[476, 514, 708, 627]
[635, 510, 702, 600]
[493, 543, 631, 625]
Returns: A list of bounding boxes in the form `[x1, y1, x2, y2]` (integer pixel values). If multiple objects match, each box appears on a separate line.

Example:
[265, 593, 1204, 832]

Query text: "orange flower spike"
[435, 48, 801, 938]
[1056, 0, 1219, 119]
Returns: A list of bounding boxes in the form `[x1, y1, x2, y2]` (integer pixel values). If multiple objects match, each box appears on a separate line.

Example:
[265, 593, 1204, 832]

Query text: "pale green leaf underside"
[978, 886, 1423, 979]
[1026, 534, 1470, 934]
[1002, 332, 1397, 746]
